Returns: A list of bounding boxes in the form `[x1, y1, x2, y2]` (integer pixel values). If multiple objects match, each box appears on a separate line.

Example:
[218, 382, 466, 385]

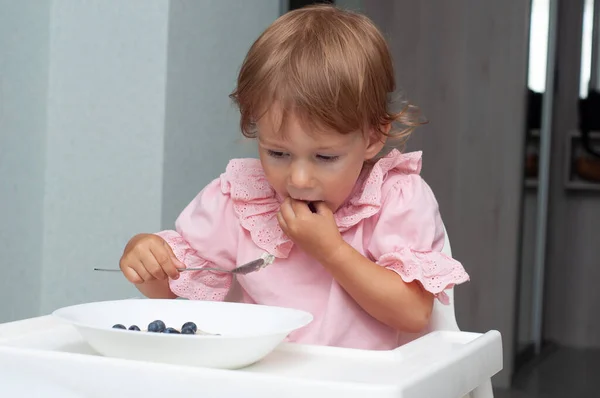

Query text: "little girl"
[119, 4, 469, 350]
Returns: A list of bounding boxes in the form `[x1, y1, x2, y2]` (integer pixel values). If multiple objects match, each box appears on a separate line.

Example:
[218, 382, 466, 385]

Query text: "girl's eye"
[317, 155, 339, 162]
[267, 150, 287, 158]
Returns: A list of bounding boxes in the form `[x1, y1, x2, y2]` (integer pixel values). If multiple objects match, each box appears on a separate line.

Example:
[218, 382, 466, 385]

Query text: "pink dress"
[157, 149, 469, 350]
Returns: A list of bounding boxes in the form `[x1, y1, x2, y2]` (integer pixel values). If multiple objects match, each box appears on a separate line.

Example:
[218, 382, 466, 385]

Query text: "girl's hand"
[277, 198, 346, 263]
[119, 234, 184, 284]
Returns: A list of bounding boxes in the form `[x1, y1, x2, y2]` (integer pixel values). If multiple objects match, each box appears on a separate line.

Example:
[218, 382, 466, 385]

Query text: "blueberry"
[128, 325, 140, 331]
[181, 327, 195, 335]
[163, 327, 180, 334]
[112, 324, 126, 329]
[148, 320, 166, 333]
[181, 322, 197, 333]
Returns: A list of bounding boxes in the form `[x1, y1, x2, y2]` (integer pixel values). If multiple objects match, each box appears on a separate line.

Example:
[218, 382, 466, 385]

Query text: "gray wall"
[39, 0, 170, 314]
[0, 0, 279, 321]
[162, 0, 276, 226]
[363, 0, 531, 388]
[0, 0, 50, 322]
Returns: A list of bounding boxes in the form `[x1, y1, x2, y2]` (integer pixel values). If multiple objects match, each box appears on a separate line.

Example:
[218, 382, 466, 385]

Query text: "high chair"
[431, 225, 496, 398]
[0, 226, 501, 397]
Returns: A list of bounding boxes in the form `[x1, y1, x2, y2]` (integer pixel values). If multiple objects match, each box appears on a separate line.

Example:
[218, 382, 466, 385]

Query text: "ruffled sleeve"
[366, 173, 469, 305]
[155, 178, 239, 301]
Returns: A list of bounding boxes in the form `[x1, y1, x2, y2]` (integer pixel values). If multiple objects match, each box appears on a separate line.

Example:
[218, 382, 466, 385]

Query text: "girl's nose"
[289, 161, 314, 190]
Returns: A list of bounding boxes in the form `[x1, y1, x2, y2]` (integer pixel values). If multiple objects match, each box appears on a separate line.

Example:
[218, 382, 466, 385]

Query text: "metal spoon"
[94, 254, 275, 276]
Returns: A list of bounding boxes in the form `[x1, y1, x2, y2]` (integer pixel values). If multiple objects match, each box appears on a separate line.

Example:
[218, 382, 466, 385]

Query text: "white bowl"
[52, 299, 313, 369]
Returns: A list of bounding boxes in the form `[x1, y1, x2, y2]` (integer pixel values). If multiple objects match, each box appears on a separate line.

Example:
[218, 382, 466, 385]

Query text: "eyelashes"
[267, 150, 286, 158]
[266, 150, 339, 163]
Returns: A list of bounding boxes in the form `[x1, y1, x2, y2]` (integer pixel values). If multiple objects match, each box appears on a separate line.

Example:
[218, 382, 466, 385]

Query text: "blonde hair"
[230, 4, 424, 152]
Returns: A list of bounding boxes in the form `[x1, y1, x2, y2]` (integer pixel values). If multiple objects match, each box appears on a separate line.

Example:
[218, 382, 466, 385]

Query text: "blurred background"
[1, 0, 598, 396]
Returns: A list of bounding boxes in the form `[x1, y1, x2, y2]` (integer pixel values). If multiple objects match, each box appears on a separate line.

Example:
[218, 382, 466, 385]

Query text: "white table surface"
[0, 315, 502, 398]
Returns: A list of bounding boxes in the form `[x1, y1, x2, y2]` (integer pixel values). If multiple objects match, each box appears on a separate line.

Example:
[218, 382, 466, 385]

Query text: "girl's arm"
[122, 178, 238, 301]
[321, 243, 433, 333]
[277, 176, 468, 334]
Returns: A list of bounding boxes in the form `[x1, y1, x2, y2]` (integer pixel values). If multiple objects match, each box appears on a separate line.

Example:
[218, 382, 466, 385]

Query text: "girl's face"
[256, 108, 386, 212]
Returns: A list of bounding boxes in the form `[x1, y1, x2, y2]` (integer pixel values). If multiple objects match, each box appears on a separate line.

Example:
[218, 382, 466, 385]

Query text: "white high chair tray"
[0, 316, 502, 398]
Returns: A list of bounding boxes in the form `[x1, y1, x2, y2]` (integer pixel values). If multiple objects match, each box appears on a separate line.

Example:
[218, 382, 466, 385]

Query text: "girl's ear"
[364, 123, 391, 160]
